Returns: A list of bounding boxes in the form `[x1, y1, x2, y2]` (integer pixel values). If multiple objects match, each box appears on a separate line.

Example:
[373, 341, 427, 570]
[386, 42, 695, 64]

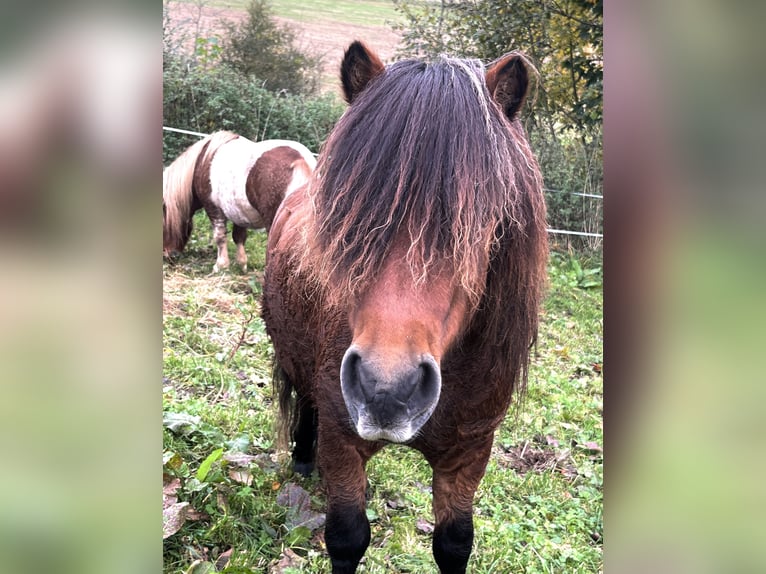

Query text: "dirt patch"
[164, 1, 402, 94]
[162, 271, 253, 316]
[496, 437, 579, 479]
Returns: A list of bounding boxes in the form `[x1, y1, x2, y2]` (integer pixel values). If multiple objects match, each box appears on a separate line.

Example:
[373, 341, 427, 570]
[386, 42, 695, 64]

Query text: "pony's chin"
[351, 407, 435, 444]
[354, 423, 416, 444]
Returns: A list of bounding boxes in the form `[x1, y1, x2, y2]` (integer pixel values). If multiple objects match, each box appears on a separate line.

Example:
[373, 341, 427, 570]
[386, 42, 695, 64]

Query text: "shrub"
[220, 0, 322, 96]
[162, 59, 344, 164]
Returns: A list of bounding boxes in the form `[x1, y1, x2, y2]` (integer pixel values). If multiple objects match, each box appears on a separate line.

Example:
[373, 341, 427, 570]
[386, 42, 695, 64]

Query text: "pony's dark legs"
[318, 429, 374, 573]
[433, 512, 474, 574]
[326, 500, 370, 574]
[292, 401, 317, 477]
[430, 438, 493, 574]
[232, 224, 248, 271]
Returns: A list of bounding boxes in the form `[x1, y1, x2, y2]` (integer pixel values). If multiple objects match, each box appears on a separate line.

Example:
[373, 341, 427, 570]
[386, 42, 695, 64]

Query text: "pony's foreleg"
[320, 434, 371, 574]
[232, 225, 248, 272]
[430, 438, 494, 574]
[292, 400, 317, 477]
[210, 217, 230, 272]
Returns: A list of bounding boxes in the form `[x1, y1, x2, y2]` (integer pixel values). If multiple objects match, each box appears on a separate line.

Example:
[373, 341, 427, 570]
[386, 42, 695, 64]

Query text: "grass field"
[178, 0, 401, 25]
[165, 0, 403, 94]
[269, 0, 400, 27]
[162, 214, 603, 573]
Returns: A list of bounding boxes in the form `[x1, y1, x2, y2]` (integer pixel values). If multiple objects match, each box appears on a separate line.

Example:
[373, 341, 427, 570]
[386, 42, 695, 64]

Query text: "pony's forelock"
[300, 54, 543, 309]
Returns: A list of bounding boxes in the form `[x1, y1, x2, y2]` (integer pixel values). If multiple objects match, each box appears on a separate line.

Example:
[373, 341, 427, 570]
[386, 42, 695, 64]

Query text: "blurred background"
[0, 2, 160, 573]
[1, 0, 764, 572]
[605, 1, 766, 572]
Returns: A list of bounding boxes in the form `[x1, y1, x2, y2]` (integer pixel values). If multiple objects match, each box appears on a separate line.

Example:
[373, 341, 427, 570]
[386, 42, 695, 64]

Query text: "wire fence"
[162, 126, 603, 239]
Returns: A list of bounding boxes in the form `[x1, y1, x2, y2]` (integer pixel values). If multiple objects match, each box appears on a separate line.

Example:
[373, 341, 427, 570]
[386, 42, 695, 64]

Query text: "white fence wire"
[163, 126, 603, 239]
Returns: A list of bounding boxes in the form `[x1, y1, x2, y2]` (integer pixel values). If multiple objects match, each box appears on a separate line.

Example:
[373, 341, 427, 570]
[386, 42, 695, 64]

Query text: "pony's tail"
[272, 361, 296, 453]
[163, 131, 240, 255]
[162, 136, 210, 255]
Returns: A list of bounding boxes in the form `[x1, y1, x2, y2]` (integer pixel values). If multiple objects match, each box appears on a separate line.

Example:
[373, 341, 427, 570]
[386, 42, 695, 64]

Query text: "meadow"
[162, 214, 603, 573]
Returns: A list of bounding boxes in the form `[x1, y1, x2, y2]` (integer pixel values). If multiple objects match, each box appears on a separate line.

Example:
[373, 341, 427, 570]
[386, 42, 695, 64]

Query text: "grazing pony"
[261, 42, 548, 574]
[163, 131, 316, 271]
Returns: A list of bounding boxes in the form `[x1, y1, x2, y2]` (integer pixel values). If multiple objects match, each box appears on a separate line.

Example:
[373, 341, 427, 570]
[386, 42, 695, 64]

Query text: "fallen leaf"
[215, 548, 233, 570]
[163, 412, 201, 435]
[271, 547, 304, 573]
[163, 478, 182, 508]
[163, 501, 190, 539]
[276, 482, 326, 532]
[416, 518, 434, 534]
[582, 441, 602, 453]
[223, 453, 259, 467]
[163, 451, 183, 470]
[229, 469, 253, 485]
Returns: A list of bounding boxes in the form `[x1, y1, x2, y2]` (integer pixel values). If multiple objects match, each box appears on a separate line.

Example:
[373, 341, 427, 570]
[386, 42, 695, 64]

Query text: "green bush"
[162, 58, 344, 164]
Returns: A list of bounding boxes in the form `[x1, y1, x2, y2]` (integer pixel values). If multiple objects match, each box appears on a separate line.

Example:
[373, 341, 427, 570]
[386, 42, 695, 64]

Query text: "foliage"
[548, 250, 602, 289]
[162, 220, 602, 572]
[533, 128, 603, 247]
[393, 0, 602, 136]
[162, 58, 344, 164]
[220, 0, 322, 96]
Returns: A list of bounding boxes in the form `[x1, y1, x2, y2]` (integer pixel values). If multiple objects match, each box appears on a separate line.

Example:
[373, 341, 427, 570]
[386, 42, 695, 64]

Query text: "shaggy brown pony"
[261, 41, 548, 574]
[162, 131, 316, 271]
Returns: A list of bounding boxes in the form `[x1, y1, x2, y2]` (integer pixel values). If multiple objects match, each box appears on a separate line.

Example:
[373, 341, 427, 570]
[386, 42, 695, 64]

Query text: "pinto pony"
[261, 42, 548, 573]
[163, 131, 316, 271]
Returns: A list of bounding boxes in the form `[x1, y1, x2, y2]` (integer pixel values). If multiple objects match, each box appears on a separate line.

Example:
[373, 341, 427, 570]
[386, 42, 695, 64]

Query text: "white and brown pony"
[163, 131, 316, 271]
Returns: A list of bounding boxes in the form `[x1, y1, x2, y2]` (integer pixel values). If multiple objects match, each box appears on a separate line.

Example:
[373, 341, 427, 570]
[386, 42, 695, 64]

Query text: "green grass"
[177, 0, 402, 27]
[163, 213, 602, 573]
[269, 0, 401, 27]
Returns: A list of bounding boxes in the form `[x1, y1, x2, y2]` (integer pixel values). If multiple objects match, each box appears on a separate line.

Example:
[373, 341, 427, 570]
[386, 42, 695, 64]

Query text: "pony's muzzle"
[340, 346, 441, 443]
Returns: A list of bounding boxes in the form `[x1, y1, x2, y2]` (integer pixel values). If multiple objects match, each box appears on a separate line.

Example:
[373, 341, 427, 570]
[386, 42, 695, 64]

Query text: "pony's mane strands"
[302, 55, 545, 308]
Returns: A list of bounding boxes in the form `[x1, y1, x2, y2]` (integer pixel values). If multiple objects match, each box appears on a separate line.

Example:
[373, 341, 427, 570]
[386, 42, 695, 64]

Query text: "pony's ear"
[485, 53, 529, 120]
[341, 41, 385, 104]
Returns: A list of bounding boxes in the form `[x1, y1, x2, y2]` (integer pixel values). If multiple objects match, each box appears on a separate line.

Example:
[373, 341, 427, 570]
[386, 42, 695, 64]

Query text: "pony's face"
[339, 238, 475, 443]
[327, 41, 536, 443]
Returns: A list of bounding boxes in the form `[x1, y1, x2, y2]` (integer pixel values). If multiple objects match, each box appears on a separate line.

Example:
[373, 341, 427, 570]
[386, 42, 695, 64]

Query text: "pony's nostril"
[340, 349, 374, 403]
[411, 357, 441, 406]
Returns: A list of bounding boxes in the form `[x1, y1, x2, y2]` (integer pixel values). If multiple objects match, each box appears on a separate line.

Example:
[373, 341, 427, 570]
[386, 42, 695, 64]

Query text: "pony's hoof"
[293, 461, 314, 477]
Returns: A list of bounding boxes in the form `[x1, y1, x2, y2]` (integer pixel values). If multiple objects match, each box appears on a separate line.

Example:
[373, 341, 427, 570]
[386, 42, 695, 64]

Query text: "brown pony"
[261, 41, 548, 573]
[163, 131, 316, 271]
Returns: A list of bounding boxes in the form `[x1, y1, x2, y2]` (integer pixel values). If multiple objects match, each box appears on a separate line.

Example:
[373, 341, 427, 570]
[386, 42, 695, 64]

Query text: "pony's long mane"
[301, 54, 548, 394]
[305, 55, 546, 308]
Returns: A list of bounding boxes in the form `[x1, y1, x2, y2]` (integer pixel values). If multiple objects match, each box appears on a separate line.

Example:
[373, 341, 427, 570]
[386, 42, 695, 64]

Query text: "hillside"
[164, 0, 402, 94]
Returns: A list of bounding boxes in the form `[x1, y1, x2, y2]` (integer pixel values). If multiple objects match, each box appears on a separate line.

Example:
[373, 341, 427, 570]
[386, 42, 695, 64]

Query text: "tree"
[393, 0, 602, 139]
[220, 0, 322, 96]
